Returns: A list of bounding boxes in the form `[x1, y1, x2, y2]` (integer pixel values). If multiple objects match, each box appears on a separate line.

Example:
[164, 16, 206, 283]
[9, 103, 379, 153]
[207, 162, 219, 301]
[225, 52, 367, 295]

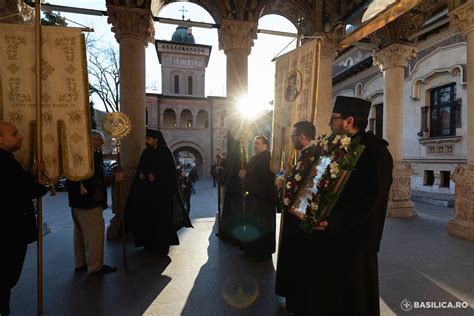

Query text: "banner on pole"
[0, 24, 93, 182]
[271, 39, 321, 172]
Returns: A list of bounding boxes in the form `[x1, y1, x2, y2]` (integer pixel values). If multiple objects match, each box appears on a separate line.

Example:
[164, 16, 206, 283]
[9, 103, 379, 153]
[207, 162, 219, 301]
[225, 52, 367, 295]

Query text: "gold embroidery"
[8, 78, 32, 103]
[4, 35, 27, 60]
[7, 63, 20, 74]
[44, 153, 58, 167]
[43, 134, 55, 145]
[30, 58, 55, 81]
[67, 110, 82, 124]
[70, 132, 84, 144]
[65, 64, 76, 74]
[8, 110, 24, 124]
[72, 152, 84, 167]
[55, 37, 75, 61]
[59, 78, 78, 102]
[42, 110, 53, 125]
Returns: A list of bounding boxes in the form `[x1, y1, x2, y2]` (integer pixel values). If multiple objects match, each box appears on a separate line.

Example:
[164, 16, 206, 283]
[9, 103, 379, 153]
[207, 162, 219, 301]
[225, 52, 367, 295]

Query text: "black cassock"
[324, 130, 393, 316]
[275, 145, 328, 314]
[276, 132, 393, 316]
[220, 133, 245, 242]
[241, 150, 276, 257]
[125, 146, 192, 254]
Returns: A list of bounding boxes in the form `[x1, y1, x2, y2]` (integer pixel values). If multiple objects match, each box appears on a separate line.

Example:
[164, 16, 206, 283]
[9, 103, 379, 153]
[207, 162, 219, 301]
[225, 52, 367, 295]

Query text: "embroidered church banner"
[271, 39, 320, 172]
[0, 24, 93, 182]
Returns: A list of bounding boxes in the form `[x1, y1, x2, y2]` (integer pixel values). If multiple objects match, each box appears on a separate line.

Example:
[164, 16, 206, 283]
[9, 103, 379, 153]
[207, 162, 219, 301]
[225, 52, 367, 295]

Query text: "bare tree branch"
[86, 36, 120, 112]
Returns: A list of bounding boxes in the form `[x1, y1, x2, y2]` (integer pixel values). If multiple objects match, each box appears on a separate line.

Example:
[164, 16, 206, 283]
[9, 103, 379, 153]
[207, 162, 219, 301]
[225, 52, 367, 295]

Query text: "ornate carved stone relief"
[0, 0, 34, 24]
[373, 43, 417, 71]
[449, 0, 474, 36]
[218, 19, 257, 54]
[106, 4, 155, 45]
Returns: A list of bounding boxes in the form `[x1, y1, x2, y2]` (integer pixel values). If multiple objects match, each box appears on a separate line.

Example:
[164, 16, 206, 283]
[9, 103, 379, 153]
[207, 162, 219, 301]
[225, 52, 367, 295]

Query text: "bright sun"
[237, 94, 271, 120]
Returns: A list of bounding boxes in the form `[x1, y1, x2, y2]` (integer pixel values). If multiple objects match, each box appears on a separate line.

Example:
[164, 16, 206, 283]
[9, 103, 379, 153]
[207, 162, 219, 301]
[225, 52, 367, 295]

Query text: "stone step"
[411, 190, 454, 207]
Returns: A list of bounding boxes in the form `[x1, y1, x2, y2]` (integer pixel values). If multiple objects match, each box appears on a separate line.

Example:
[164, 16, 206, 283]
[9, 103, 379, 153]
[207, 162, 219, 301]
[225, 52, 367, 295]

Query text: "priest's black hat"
[332, 96, 372, 119]
[146, 128, 162, 139]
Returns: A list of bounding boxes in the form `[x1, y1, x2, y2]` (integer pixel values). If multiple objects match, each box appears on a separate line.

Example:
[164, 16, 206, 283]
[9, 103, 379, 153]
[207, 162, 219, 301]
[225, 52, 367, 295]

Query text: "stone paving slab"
[9, 177, 474, 315]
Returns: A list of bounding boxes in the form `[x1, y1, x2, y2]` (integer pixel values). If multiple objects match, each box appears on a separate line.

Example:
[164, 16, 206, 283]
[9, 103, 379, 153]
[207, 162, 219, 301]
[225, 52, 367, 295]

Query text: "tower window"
[174, 75, 180, 94]
[188, 76, 193, 95]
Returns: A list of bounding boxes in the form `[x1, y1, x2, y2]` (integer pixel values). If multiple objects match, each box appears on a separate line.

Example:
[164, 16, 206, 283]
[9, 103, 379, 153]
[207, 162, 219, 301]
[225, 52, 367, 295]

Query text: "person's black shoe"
[93, 264, 117, 274]
[74, 265, 87, 272]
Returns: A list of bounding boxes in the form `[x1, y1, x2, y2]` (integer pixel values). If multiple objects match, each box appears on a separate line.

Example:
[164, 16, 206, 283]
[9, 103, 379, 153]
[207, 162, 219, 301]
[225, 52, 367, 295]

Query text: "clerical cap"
[332, 96, 372, 119]
[146, 128, 162, 139]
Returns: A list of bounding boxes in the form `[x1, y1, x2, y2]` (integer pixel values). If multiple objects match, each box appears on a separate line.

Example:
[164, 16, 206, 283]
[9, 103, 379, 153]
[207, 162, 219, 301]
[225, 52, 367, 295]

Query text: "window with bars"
[430, 84, 460, 137]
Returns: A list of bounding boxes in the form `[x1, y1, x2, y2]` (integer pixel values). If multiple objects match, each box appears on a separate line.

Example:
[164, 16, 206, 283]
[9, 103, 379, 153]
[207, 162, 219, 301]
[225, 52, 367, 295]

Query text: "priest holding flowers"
[276, 96, 393, 316]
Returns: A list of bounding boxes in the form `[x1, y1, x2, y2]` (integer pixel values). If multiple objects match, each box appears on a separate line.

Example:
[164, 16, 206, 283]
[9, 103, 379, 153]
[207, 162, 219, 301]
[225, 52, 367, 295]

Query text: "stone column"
[313, 33, 338, 136]
[447, 0, 474, 240]
[218, 19, 257, 136]
[373, 43, 417, 218]
[106, 4, 154, 240]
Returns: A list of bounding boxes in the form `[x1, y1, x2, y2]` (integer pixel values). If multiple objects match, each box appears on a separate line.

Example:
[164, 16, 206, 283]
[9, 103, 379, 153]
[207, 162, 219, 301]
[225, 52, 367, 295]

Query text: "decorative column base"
[387, 163, 416, 218]
[106, 167, 136, 241]
[447, 165, 474, 240]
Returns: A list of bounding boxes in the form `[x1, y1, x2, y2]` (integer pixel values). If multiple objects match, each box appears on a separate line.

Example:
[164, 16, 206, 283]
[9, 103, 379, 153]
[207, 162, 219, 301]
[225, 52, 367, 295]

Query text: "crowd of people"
[1, 95, 394, 316]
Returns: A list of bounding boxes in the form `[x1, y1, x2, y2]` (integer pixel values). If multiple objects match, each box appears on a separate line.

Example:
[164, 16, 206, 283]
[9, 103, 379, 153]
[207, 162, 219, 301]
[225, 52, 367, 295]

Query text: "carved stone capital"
[218, 19, 258, 55]
[449, 0, 474, 37]
[106, 4, 155, 46]
[373, 43, 417, 71]
[0, 0, 34, 24]
[312, 32, 339, 60]
[387, 163, 416, 217]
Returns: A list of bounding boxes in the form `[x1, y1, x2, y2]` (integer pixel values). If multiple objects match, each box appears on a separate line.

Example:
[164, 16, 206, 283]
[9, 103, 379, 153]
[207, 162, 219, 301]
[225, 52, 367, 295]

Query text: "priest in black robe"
[323, 96, 393, 316]
[125, 129, 192, 256]
[238, 135, 276, 261]
[219, 132, 246, 243]
[275, 121, 323, 314]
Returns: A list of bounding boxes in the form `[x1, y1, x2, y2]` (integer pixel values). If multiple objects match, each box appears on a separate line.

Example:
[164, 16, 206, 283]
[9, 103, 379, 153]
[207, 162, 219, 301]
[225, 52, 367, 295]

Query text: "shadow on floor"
[181, 223, 287, 315]
[12, 228, 173, 316]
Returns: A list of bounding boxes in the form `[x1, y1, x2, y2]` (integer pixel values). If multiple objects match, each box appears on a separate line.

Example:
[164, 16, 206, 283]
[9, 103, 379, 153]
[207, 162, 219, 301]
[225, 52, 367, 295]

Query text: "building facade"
[333, 12, 466, 195]
[145, 25, 229, 176]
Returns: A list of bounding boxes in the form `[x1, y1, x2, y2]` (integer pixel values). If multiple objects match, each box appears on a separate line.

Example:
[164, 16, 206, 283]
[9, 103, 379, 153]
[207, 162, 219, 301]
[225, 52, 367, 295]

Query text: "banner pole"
[311, 39, 321, 123]
[34, 0, 44, 314]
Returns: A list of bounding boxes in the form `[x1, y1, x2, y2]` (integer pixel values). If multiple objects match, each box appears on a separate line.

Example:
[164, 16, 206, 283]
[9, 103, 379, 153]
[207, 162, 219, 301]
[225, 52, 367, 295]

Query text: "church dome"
[171, 26, 195, 44]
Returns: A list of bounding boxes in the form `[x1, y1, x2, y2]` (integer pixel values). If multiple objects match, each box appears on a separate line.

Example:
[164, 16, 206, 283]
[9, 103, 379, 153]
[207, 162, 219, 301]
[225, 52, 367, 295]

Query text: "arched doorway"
[173, 146, 204, 177]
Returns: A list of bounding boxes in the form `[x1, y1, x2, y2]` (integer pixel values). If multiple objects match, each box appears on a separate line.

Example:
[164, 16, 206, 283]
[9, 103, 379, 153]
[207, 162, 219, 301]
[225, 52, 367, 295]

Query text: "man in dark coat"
[188, 167, 199, 194]
[125, 129, 192, 256]
[210, 161, 218, 187]
[0, 122, 47, 315]
[178, 170, 192, 214]
[67, 130, 121, 274]
[275, 121, 322, 314]
[238, 135, 276, 261]
[323, 96, 393, 316]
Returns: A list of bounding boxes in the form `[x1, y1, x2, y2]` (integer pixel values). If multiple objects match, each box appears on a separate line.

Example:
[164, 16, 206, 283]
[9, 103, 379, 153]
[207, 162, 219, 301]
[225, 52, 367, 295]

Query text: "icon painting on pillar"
[285, 70, 302, 102]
